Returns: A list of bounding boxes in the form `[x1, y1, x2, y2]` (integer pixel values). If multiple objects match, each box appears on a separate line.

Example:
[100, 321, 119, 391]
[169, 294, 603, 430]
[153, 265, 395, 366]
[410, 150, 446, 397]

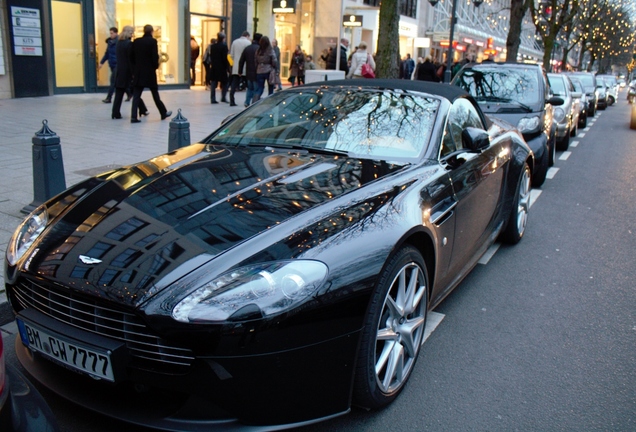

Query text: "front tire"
[532, 143, 548, 188]
[353, 246, 428, 410]
[500, 162, 531, 244]
[557, 129, 570, 151]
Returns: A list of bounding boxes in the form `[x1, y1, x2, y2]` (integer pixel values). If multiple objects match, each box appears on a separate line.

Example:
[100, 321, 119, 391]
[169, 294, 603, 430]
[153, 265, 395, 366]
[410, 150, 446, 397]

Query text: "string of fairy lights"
[531, 0, 635, 70]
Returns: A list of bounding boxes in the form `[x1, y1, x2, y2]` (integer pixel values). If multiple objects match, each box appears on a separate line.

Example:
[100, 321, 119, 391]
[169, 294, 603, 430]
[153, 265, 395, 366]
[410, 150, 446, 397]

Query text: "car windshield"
[571, 80, 584, 94]
[453, 66, 541, 105]
[571, 73, 594, 90]
[548, 76, 566, 96]
[204, 87, 440, 161]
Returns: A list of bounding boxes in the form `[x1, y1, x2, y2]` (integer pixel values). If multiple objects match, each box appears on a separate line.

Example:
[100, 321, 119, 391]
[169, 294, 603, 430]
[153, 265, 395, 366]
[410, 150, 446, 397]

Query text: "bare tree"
[376, 0, 401, 78]
[506, 0, 532, 62]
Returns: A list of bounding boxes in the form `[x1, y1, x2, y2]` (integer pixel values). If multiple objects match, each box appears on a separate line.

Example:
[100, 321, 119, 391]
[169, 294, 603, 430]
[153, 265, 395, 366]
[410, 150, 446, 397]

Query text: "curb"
[0, 298, 14, 327]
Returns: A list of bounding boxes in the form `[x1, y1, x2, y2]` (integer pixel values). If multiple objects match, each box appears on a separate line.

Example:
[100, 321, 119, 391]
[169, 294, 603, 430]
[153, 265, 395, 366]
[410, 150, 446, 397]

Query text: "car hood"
[22, 144, 407, 307]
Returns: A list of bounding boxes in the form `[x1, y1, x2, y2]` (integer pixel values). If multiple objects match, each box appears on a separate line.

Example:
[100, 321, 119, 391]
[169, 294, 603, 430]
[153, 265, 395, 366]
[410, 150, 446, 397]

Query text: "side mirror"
[462, 127, 490, 152]
[571, 91, 582, 99]
[548, 96, 564, 106]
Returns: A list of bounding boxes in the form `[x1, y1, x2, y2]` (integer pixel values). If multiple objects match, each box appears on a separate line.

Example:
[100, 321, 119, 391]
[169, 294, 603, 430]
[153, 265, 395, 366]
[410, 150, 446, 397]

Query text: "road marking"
[423, 311, 445, 344]
[570, 140, 579, 147]
[578, 132, 586, 138]
[559, 151, 572, 160]
[582, 127, 590, 132]
[478, 243, 501, 265]
[529, 189, 542, 207]
[547, 167, 559, 179]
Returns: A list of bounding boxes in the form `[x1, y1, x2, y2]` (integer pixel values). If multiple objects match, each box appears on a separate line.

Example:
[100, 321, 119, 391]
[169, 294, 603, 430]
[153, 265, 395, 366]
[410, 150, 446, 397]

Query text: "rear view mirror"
[462, 127, 490, 152]
[548, 96, 564, 106]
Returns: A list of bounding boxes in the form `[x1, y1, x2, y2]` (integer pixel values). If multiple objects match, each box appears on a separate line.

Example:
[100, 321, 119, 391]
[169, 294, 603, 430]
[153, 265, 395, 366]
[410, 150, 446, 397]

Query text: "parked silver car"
[547, 73, 581, 151]
[569, 77, 588, 128]
[597, 74, 619, 105]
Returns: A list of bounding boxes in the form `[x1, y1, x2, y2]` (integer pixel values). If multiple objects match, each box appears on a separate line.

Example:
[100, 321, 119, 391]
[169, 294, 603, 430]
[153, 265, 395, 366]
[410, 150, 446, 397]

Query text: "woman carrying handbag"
[346, 41, 375, 79]
[254, 36, 278, 102]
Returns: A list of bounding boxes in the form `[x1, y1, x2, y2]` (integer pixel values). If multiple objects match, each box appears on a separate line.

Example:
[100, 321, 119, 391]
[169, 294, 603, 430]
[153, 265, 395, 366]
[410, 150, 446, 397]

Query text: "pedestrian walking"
[288, 45, 305, 86]
[239, 33, 261, 107]
[111, 25, 147, 120]
[305, 55, 317, 71]
[208, 32, 230, 104]
[229, 31, 251, 106]
[326, 38, 349, 75]
[202, 38, 215, 89]
[254, 36, 277, 103]
[415, 57, 439, 82]
[403, 53, 415, 80]
[347, 41, 375, 79]
[271, 38, 283, 92]
[129, 24, 172, 123]
[190, 36, 200, 85]
[99, 27, 118, 103]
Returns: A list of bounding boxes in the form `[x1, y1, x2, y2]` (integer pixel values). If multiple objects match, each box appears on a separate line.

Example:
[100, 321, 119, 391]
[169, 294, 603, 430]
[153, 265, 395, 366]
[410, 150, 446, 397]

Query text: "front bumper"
[554, 121, 569, 139]
[14, 308, 358, 430]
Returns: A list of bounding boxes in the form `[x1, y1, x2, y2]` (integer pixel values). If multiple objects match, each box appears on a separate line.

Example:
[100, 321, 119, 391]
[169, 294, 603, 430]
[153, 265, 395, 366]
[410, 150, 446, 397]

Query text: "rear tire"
[500, 162, 531, 245]
[579, 112, 587, 128]
[353, 246, 428, 410]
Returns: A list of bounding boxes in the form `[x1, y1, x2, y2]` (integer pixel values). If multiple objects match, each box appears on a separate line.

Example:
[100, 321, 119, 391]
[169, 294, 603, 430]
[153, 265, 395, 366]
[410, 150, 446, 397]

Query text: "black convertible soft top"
[303, 78, 470, 103]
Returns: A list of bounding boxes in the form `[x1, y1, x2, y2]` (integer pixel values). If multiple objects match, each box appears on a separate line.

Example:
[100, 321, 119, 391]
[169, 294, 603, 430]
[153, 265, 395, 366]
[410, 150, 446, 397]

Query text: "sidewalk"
[0, 86, 249, 303]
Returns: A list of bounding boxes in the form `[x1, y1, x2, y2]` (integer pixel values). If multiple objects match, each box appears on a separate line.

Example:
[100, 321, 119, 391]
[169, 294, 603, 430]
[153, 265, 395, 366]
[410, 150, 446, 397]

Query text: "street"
[2, 94, 635, 432]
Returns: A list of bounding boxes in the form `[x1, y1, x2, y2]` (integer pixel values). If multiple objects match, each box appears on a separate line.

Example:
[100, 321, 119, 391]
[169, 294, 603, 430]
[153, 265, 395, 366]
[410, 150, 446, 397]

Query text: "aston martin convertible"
[5, 80, 534, 430]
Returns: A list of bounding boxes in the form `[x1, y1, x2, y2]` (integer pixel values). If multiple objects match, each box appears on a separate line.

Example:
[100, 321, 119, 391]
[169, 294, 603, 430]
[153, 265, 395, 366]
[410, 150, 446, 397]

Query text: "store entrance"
[190, 14, 224, 87]
[51, 0, 87, 93]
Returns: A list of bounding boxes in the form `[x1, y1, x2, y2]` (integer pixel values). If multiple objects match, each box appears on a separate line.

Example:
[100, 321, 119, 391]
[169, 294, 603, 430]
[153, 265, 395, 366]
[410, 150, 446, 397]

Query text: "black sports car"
[5, 80, 534, 430]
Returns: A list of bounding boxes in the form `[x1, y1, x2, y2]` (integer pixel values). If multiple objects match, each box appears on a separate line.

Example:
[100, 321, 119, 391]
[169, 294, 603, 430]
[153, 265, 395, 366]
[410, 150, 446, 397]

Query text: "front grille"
[12, 278, 195, 374]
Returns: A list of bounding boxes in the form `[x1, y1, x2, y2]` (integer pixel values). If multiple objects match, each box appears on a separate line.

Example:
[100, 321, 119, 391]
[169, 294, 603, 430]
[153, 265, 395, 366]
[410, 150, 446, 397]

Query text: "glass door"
[191, 14, 223, 87]
[51, 0, 86, 92]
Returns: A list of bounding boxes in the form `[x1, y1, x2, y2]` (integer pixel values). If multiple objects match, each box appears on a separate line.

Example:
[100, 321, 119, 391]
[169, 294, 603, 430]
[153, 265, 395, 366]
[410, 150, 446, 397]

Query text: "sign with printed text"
[272, 0, 296, 13]
[11, 6, 43, 56]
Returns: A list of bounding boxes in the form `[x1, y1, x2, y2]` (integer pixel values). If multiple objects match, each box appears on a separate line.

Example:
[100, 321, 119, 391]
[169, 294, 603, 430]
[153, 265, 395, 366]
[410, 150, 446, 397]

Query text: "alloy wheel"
[374, 262, 427, 393]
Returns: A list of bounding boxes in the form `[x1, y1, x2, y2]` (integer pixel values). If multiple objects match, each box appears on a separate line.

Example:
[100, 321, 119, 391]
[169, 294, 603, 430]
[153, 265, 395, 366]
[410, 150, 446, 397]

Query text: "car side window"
[441, 98, 485, 158]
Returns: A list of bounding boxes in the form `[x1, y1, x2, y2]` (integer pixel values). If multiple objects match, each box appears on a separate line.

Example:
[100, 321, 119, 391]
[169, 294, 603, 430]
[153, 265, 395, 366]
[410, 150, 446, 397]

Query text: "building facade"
[0, 0, 545, 100]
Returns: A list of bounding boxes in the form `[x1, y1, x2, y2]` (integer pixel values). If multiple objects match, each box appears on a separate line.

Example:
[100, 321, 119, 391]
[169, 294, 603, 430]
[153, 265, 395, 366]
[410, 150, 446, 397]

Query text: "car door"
[441, 99, 508, 280]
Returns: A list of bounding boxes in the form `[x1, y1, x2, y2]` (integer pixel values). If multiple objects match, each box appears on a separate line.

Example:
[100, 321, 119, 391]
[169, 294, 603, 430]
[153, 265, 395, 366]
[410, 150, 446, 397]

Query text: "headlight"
[517, 116, 540, 133]
[6, 205, 48, 266]
[553, 107, 565, 122]
[172, 260, 328, 323]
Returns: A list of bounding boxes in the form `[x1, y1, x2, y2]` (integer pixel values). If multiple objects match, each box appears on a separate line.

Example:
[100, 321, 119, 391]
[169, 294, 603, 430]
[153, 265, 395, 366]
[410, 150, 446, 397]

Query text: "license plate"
[17, 318, 115, 382]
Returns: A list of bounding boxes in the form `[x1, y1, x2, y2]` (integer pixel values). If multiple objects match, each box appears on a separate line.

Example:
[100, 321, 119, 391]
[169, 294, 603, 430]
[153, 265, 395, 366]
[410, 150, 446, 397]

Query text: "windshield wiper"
[264, 142, 350, 157]
[474, 96, 532, 112]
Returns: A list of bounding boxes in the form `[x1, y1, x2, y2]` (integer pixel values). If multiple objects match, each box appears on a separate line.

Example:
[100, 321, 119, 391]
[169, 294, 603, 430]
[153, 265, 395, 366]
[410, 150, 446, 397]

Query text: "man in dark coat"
[239, 33, 261, 107]
[326, 38, 349, 75]
[99, 27, 118, 103]
[209, 32, 230, 103]
[111, 25, 147, 119]
[129, 24, 171, 123]
[415, 57, 439, 82]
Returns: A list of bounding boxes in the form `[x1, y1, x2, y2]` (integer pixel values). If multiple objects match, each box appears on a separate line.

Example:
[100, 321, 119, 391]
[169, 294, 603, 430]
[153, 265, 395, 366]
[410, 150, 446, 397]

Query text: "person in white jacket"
[347, 41, 375, 79]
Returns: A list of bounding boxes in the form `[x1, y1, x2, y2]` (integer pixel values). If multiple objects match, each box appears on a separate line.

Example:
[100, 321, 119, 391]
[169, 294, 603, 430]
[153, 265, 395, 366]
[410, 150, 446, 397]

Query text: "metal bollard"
[21, 120, 67, 214]
[168, 109, 191, 152]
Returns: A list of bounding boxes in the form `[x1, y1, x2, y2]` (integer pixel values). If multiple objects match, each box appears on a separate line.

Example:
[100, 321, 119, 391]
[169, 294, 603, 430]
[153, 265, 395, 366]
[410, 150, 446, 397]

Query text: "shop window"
[94, 0, 186, 86]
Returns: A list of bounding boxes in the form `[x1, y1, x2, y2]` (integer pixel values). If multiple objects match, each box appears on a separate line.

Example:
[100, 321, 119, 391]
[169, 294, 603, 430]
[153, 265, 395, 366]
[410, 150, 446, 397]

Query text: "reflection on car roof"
[302, 78, 469, 103]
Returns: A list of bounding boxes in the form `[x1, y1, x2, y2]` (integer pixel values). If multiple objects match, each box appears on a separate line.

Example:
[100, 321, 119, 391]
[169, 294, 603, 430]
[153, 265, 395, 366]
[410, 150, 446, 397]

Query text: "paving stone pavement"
[0, 87, 250, 304]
